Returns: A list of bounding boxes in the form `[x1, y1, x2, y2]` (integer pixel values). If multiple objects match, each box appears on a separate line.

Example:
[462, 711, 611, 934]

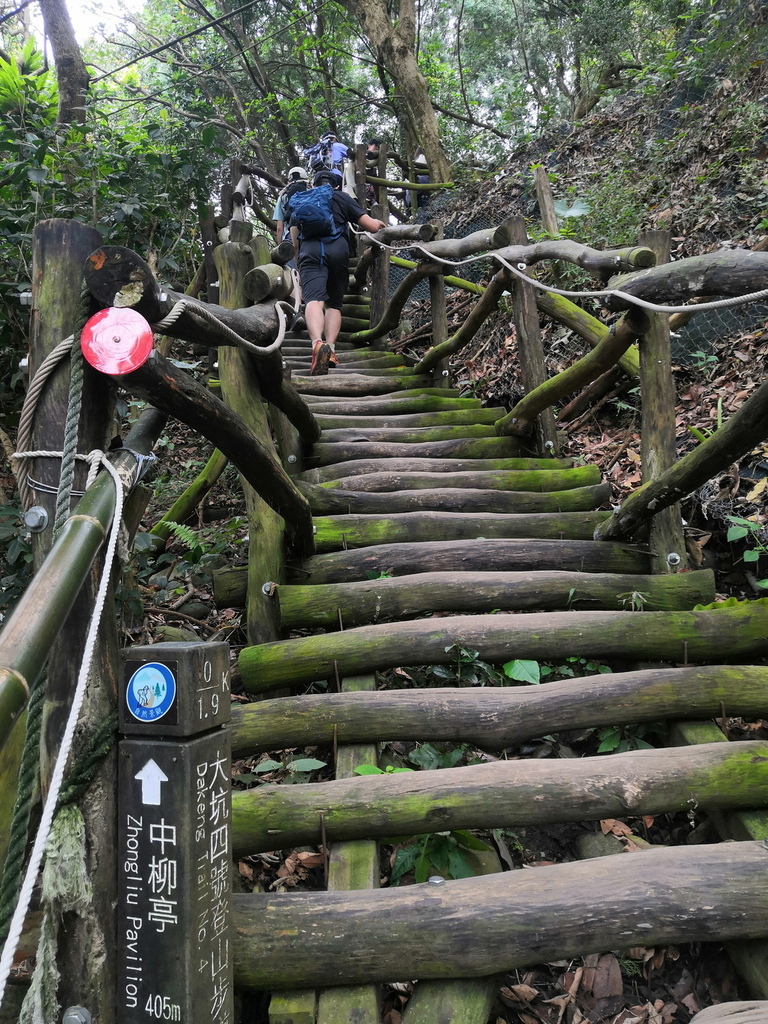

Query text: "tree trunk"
[38, 0, 89, 125]
[337, 0, 452, 182]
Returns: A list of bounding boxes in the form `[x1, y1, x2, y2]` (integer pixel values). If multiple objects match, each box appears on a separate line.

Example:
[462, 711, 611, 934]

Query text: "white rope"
[152, 299, 283, 355]
[0, 454, 126, 1011]
[355, 232, 768, 316]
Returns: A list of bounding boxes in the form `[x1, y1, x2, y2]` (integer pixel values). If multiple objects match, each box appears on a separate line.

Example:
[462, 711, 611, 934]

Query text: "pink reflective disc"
[80, 307, 153, 375]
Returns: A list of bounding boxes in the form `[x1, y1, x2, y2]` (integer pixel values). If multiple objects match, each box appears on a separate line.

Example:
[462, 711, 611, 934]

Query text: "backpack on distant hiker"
[289, 184, 342, 241]
[303, 137, 335, 173]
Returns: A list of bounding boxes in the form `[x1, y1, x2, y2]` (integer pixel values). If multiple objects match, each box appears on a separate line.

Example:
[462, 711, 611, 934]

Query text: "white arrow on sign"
[134, 759, 169, 805]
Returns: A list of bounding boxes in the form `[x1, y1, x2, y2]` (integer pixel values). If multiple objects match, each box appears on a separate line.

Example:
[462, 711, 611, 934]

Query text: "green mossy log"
[313, 408, 505, 429]
[312, 509, 605, 548]
[288, 538, 647, 585]
[318, 424, 499, 443]
[303, 395, 482, 416]
[230, 660, 749, 757]
[231, 741, 768, 854]
[294, 373, 433, 396]
[238, 603, 768, 692]
[277, 567, 714, 628]
[300, 482, 611, 515]
[243, 262, 291, 302]
[302, 457, 572, 482]
[313, 466, 601, 493]
[232, 843, 768, 989]
[495, 309, 649, 436]
[536, 291, 640, 377]
[309, 435, 528, 466]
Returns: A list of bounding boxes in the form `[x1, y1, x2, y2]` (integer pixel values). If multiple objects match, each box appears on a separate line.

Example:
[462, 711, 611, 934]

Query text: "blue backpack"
[289, 184, 342, 241]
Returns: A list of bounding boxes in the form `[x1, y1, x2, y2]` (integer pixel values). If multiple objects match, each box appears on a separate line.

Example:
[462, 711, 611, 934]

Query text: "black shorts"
[297, 236, 350, 309]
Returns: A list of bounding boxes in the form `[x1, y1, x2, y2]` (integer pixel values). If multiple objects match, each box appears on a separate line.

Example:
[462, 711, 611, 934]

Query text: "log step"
[288, 537, 649, 584]
[312, 407, 506, 428]
[232, 843, 768, 990]
[302, 482, 612, 515]
[312, 465, 601, 493]
[229, 661, 753, 756]
[294, 374, 436, 395]
[230, 742, 768, 854]
[276, 567, 716, 627]
[301, 456, 574, 482]
[316, 423, 500, 442]
[237, 604, 768, 692]
[309, 435, 529, 466]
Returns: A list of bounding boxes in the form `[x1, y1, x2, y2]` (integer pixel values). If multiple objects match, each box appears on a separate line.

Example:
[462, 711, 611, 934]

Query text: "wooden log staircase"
[223, 296, 768, 1022]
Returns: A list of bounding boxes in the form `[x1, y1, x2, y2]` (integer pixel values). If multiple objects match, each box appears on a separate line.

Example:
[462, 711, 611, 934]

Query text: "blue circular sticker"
[126, 662, 176, 722]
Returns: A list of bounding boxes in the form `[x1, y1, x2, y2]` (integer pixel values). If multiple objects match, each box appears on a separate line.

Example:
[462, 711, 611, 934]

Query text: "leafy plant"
[390, 830, 490, 885]
[0, 499, 33, 621]
[616, 591, 650, 611]
[724, 515, 768, 587]
[237, 756, 328, 786]
[594, 721, 667, 754]
[354, 764, 414, 775]
[502, 658, 541, 684]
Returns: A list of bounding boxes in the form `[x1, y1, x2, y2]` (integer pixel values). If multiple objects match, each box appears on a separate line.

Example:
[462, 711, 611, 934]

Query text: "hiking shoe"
[310, 340, 332, 376]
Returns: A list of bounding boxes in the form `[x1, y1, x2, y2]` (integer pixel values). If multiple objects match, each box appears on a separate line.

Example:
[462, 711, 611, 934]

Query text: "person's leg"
[324, 307, 342, 347]
[305, 300, 326, 342]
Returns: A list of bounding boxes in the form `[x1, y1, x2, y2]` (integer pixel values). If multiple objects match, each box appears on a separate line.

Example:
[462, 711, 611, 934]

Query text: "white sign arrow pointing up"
[134, 759, 169, 805]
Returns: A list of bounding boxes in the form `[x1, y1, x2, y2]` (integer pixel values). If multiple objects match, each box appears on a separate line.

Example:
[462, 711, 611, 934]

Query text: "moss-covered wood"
[238, 602, 768, 692]
[300, 482, 611, 515]
[313, 509, 603, 547]
[595, 371, 768, 542]
[536, 291, 641, 378]
[313, 465, 601, 494]
[289, 537, 648, 585]
[302, 456, 572, 483]
[318, 423, 499, 443]
[313, 407, 504, 430]
[232, 843, 768, 990]
[231, 741, 768, 854]
[294, 373, 434, 396]
[309, 435, 528, 466]
[303, 394, 483, 416]
[118, 349, 313, 549]
[277, 567, 714, 627]
[415, 224, 510, 259]
[315, 673, 380, 1024]
[243, 262, 291, 302]
[495, 308, 649, 436]
[604, 250, 768, 311]
[230, 660, 755, 757]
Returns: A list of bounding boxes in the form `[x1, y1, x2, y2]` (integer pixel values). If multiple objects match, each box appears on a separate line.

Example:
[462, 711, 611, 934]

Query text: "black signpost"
[117, 642, 233, 1024]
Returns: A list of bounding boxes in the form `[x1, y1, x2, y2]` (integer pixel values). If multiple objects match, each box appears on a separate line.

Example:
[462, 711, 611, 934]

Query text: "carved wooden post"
[638, 229, 687, 574]
[26, 219, 121, 1021]
[368, 147, 390, 349]
[506, 216, 559, 453]
[214, 228, 284, 644]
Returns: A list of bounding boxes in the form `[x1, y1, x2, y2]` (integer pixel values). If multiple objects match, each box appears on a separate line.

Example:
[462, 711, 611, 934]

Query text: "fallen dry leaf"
[601, 818, 633, 837]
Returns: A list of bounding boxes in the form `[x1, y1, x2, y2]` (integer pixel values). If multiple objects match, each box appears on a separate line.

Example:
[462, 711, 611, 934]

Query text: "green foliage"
[616, 591, 650, 611]
[594, 721, 667, 754]
[0, 500, 33, 622]
[354, 764, 414, 775]
[723, 516, 768, 588]
[237, 756, 328, 787]
[390, 829, 490, 885]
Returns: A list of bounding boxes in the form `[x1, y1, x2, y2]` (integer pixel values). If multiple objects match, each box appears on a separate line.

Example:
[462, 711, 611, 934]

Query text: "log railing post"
[429, 221, 451, 389]
[637, 229, 687, 573]
[214, 234, 284, 644]
[506, 216, 559, 454]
